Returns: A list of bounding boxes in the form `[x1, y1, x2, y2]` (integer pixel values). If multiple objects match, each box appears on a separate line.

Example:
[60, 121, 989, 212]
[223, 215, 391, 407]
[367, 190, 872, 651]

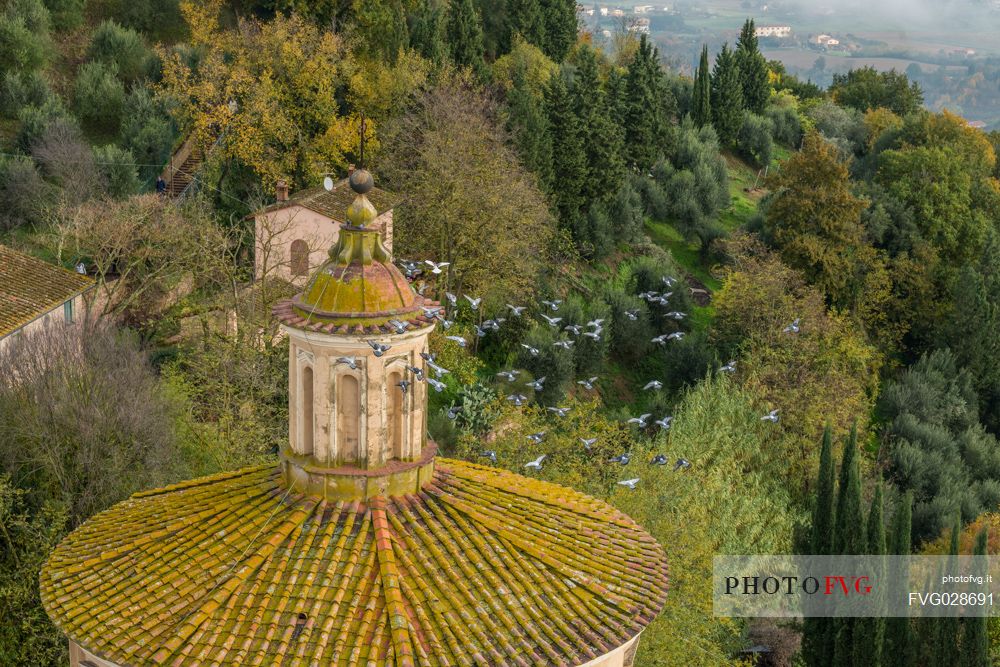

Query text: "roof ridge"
[370, 497, 417, 667]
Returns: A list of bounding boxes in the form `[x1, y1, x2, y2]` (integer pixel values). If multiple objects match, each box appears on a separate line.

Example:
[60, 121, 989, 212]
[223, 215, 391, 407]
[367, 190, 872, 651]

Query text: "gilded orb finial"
[346, 168, 377, 228]
[349, 168, 374, 194]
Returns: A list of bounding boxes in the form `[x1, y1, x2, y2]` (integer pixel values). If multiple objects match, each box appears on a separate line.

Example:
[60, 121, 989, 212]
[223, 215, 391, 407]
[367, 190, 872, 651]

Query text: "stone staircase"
[159, 135, 207, 198]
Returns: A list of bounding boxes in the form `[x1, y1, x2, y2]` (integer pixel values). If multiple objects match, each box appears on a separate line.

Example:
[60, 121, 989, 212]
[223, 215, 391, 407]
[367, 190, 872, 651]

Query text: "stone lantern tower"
[273, 168, 439, 499]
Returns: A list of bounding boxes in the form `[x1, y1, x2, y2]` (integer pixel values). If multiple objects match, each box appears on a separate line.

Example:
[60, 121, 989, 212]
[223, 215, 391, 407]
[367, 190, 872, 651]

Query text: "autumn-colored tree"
[861, 107, 903, 151]
[491, 36, 556, 96]
[378, 72, 554, 306]
[764, 131, 870, 308]
[712, 238, 882, 495]
[159, 3, 426, 188]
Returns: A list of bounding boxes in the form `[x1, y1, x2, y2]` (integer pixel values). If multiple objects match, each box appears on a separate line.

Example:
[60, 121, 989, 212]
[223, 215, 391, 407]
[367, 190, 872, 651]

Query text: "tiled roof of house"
[0, 245, 93, 338]
[256, 179, 399, 221]
[40, 459, 668, 666]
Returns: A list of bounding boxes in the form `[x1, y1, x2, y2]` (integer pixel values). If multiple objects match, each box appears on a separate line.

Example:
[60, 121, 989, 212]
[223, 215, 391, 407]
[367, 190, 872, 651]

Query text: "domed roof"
[297, 227, 418, 319]
[274, 168, 433, 334]
[40, 459, 669, 666]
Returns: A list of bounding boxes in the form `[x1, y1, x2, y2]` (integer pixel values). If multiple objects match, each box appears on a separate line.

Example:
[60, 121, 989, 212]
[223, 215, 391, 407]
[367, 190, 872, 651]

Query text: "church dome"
[272, 168, 435, 336]
[40, 460, 668, 666]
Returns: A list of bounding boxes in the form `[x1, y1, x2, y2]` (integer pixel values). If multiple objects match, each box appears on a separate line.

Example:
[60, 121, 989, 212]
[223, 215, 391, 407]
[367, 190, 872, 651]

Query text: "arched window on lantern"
[387, 369, 405, 459]
[290, 239, 309, 276]
[337, 375, 361, 462]
[300, 365, 314, 455]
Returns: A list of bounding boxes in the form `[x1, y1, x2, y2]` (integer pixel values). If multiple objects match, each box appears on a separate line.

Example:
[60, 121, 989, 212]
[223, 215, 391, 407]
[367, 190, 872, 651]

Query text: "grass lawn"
[644, 218, 721, 291]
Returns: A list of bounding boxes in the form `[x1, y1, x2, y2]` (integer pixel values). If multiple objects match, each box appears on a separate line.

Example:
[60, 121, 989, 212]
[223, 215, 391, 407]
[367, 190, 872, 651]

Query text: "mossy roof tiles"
[41, 460, 668, 666]
[256, 180, 399, 222]
[0, 245, 93, 337]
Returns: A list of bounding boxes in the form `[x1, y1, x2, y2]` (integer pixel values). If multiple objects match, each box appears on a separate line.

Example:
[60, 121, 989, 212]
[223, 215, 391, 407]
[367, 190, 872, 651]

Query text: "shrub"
[0, 0, 50, 76]
[121, 87, 176, 185]
[766, 104, 803, 147]
[93, 144, 141, 198]
[73, 61, 125, 132]
[661, 329, 718, 394]
[556, 295, 611, 378]
[603, 286, 654, 366]
[14, 98, 70, 151]
[627, 254, 694, 331]
[737, 112, 775, 167]
[42, 0, 83, 30]
[0, 70, 54, 117]
[516, 323, 575, 405]
[88, 20, 154, 84]
[0, 154, 53, 231]
[453, 383, 501, 435]
[31, 119, 102, 205]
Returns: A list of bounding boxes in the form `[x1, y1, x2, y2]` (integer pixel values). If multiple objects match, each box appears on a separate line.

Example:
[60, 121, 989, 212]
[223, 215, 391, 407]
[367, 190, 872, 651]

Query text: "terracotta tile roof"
[255, 180, 399, 221]
[0, 245, 93, 338]
[40, 459, 668, 666]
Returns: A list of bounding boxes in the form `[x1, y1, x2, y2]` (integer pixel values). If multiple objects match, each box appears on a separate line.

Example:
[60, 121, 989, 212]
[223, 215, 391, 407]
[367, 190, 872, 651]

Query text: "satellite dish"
[323, 176, 334, 191]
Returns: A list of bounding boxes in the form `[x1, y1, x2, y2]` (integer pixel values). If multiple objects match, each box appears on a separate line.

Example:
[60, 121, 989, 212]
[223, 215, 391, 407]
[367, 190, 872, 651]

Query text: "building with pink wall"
[252, 176, 397, 285]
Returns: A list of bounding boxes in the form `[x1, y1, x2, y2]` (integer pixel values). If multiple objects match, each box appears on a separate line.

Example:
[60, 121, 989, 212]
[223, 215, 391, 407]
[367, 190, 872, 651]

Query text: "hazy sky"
[782, 0, 1000, 30]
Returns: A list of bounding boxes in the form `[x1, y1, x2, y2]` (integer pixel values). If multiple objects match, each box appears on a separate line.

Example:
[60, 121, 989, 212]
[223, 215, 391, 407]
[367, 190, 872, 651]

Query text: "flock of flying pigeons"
[381, 259, 793, 491]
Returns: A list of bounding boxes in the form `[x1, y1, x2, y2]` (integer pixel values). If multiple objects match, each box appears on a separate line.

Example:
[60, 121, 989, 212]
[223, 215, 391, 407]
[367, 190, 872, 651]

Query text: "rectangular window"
[64, 300, 74, 324]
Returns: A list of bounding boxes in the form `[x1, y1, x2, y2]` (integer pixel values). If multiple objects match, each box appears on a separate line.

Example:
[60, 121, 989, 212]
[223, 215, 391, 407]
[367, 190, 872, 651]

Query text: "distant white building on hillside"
[634, 4, 654, 12]
[813, 34, 840, 46]
[755, 25, 791, 38]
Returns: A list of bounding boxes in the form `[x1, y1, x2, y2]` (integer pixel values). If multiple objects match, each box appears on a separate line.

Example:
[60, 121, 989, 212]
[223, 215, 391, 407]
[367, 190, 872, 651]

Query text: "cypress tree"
[813, 426, 837, 555]
[411, 0, 446, 67]
[446, 0, 485, 72]
[546, 71, 588, 229]
[692, 44, 711, 128]
[353, 0, 410, 62]
[834, 426, 863, 554]
[506, 69, 554, 191]
[832, 426, 864, 667]
[539, 0, 577, 62]
[802, 426, 837, 667]
[506, 0, 546, 50]
[934, 513, 962, 667]
[571, 45, 625, 205]
[710, 43, 743, 145]
[624, 34, 673, 170]
[884, 492, 916, 667]
[961, 527, 989, 667]
[735, 18, 770, 114]
[853, 484, 886, 667]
